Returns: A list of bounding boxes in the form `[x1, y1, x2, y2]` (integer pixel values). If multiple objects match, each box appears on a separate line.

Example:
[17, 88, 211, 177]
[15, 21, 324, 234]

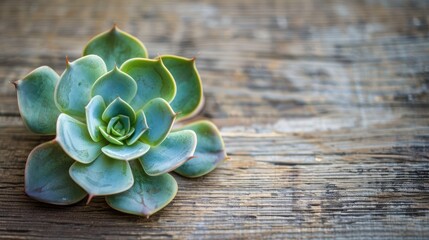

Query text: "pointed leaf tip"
[159, 55, 203, 121]
[120, 58, 176, 110]
[55, 55, 107, 119]
[91, 67, 137, 105]
[86, 195, 94, 205]
[83, 26, 148, 70]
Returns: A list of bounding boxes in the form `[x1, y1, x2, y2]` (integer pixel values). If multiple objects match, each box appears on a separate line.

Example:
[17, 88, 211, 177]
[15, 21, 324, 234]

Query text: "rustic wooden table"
[1, 0, 428, 239]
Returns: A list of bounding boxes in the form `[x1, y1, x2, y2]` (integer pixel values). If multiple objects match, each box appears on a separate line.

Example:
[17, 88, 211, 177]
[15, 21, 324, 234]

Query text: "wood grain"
[0, 0, 428, 239]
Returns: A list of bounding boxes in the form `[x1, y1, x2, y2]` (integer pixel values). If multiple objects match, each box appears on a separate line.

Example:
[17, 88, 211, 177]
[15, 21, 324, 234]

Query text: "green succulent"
[14, 26, 227, 217]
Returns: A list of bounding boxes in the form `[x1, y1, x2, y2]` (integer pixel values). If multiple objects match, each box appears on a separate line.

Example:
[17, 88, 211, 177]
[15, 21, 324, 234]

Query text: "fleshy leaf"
[69, 154, 134, 196]
[106, 161, 177, 217]
[116, 115, 130, 134]
[102, 97, 136, 124]
[14, 66, 61, 135]
[174, 121, 227, 178]
[55, 55, 107, 120]
[107, 116, 120, 135]
[140, 98, 176, 146]
[126, 111, 148, 145]
[159, 55, 203, 121]
[56, 114, 104, 164]
[116, 127, 135, 141]
[120, 58, 176, 110]
[85, 95, 106, 142]
[102, 141, 150, 161]
[99, 126, 124, 146]
[140, 130, 197, 176]
[25, 141, 86, 205]
[91, 66, 137, 105]
[83, 25, 148, 70]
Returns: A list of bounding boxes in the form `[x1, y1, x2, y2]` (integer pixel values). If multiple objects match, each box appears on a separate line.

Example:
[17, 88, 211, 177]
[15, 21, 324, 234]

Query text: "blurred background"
[1, 0, 429, 239]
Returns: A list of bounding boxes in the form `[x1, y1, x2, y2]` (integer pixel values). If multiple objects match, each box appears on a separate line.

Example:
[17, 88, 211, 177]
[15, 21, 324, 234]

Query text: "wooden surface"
[1, 0, 429, 239]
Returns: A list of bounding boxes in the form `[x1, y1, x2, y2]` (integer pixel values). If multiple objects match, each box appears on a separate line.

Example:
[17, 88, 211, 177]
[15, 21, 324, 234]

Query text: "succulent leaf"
[106, 160, 177, 217]
[107, 116, 120, 135]
[69, 153, 134, 196]
[120, 58, 176, 110]
[174, 121, 227, 178]
[83, 25, 148, 70]
[14, 66, 61, 135]
[159, 55, 204, 121]
[55, 55, 107, 120]
[102, 141, 150, 161]
[140, 130, 197, 176]
[17, 27, 226, 216]
[116, 127, 135, 141]
[25, 141, 86, 205]
[126, 111, 148, 145]
[99, 126, 124, 145]
[102, 97, 136, 124]
[140, 98, 176, 146]
[85, 95, 106, 142]
[56, 114, 105, 164]
[91, 66, 137, 105]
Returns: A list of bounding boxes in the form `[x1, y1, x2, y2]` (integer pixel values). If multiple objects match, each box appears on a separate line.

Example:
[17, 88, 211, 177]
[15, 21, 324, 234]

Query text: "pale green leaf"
[102, 141, 150, 161]
[85, 95, 106, 142]
[140, 98, 176, 146]
[56, 114, 105, 164]
[140, 130, 196, 176]
[69, 153, 134, 196]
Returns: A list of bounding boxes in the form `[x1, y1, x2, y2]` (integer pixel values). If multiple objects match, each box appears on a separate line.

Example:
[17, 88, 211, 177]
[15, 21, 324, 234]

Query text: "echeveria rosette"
[14, 26, 227, 217]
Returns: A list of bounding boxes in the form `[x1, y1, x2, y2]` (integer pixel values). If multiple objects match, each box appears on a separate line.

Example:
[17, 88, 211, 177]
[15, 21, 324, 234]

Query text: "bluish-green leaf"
[85, 95, 106, 142]
[174, 121, 227, 178]
[126, 111, 148, 145]
[69, 153, 134, 196]
[55, 55, 107, 120]
[83, 25, 148, 70]
[116, 115, 131, 134]
[120, 58, 176, 110]
[102, 97, 136, 124]
[56, 114, 105, 164]
[159, 55, 204, 121]
[102, 141, 150, 161]
[91, 66, 137, 105]
[99, 126, 124, 146]
[140, 130, 196, 176]
[25, 141, 86, 205]
[14, 66, 61, 134]
[140, 98, 176, 146]
[106, 161, 177, 217]
[107, 116, 120, 135]
[116, 127, 135, 141]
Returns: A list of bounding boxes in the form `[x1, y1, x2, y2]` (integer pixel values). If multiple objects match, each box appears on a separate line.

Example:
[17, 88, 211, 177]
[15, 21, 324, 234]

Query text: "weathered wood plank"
[0, 0, 428, 239]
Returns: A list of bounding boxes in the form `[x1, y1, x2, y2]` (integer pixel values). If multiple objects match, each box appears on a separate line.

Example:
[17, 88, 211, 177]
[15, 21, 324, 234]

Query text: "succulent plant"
[14, 26, 227, 217]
